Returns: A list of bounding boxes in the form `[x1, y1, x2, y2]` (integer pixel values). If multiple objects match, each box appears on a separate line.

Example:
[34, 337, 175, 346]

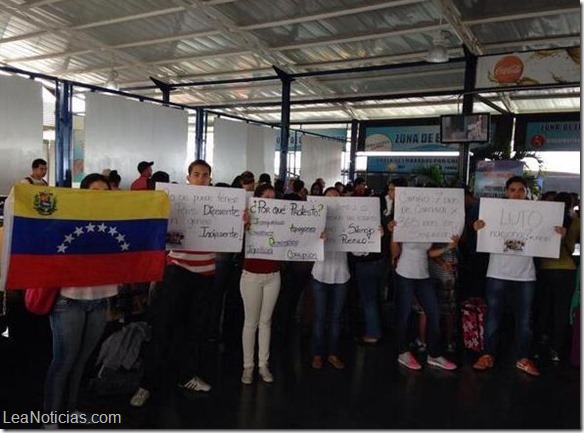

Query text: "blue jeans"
[44, 296, 107, 412]
[395, 275, 441, 357]
[355, 259, 385, 339]
[484, 277, 535, 360]
[311, 279, 348, 356]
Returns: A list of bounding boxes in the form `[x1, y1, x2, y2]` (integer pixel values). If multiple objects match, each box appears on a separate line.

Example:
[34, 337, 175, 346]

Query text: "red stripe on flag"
[6, 251, 166, 290]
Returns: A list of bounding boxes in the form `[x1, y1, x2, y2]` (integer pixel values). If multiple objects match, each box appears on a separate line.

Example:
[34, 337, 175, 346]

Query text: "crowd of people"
[4, 157, 581, 426]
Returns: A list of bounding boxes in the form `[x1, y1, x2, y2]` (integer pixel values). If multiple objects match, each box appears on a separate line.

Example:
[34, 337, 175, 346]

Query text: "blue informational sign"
[365, 125, 449, 152]
[474, 160, 524, 198]
[367, 155, 459, 174]
[364, 124, 492, 152]
[524, 121, 580, 151]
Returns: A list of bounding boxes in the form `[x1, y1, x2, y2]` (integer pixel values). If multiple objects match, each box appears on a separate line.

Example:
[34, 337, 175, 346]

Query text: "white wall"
[84, 93, 189, 188]
[0, 75, 43, 195]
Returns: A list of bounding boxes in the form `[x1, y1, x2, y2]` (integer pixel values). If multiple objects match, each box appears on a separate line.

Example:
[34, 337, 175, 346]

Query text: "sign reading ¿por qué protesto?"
[245, 198, 326, 261]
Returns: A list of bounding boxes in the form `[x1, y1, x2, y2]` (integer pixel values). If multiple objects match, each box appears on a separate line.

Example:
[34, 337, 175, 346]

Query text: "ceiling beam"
[463, 7, 581, 26]
[483, 34, 580, 51]
[440, 0, 483, 55]
[273, 24, 445, 51]
[239, 0, 426, 31]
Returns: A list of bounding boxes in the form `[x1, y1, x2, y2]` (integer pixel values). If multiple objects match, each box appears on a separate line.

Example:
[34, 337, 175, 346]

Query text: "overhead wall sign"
[361, 116, 511, 152]
[514, 112, 580, 152]
[364, 124, 450, 152]
[475, 47, 580, 89]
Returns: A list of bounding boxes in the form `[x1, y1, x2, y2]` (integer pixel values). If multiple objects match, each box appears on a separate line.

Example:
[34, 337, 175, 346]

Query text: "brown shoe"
[311, 356, 323, 369]
[516, 358, 540, 376]
[473, 354, 495, 371]
[328, 355, 345, 369]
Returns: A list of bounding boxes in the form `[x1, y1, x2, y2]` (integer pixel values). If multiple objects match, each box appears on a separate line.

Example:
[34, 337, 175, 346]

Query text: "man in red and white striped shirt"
[130, 160, 216, 407]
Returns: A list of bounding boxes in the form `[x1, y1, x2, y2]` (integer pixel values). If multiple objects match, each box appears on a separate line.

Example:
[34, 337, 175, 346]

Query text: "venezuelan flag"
[1, 184, 170, 289]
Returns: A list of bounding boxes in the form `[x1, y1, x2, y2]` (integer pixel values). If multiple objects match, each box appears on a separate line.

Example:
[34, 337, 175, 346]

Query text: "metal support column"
[274, 67, 294, 181]
[459, 45, 478, 185]
[349, 119, 359, 180]
[55, 80, 73, 187]
[195, 107, 205, 160]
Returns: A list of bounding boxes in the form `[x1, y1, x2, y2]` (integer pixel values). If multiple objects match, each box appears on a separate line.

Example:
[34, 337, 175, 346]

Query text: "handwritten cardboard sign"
[245, 198, 326, 261]
[393, 187, 465, 243]
[307, 196, 380, 252]
[156, 183, 246, 252]
[477, 197, 564, 258]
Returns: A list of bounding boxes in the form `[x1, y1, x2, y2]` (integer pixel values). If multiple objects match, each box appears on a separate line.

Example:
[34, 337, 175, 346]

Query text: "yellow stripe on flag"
[13, 185, 170, 220]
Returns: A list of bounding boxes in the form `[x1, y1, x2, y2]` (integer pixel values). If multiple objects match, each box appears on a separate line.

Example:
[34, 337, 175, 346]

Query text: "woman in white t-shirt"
[310, 187, 350, 370]
[43, 174, 119, 421]
[391, 225, 458, 372]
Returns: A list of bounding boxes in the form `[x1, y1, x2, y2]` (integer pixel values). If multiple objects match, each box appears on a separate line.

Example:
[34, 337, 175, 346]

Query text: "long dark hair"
[254, 183, 275, 198]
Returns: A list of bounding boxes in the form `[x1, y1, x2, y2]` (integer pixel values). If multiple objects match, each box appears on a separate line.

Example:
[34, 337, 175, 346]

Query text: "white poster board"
[156, 183, 246, 252]
[307, 196, 380, 252]
[393, 187, 465, 243]
[245, 198, 326, 261]
[477, 198, 564, 258]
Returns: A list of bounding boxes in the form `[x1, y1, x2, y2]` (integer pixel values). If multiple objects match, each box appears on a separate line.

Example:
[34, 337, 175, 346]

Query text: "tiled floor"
[0, 302, 580, 429]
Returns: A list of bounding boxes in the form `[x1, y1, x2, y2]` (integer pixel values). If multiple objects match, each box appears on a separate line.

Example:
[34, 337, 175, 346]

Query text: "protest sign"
[477, 197, 564, 258]
[156, 183, 246, 252]
[245, 198, 326, 261]
[308, 196, 380, 252]
[393, 187, 464, 243]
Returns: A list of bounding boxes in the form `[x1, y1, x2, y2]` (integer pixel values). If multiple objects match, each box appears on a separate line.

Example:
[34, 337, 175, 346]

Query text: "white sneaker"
[130, 387, 150, 407]
[398, 351, 422, 370]
[427, 356, 457, 371]
[241, 367, 254, 385]
[259, 366, 274, 383]
[181, 376, 211, 392]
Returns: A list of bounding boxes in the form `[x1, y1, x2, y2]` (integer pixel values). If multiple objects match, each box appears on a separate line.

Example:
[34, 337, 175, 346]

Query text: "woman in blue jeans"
[310, 187, 349, 369]
[390, 227, 458, 371]
[43, 174, 118, 423]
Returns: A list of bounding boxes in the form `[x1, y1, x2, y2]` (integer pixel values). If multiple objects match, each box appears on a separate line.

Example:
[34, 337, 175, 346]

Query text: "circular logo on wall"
[530, 134, 546, 149]
[493, 55, 524, 83]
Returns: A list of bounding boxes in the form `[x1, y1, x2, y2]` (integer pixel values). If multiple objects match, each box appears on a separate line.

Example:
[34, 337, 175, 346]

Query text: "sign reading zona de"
[477, 197, 564, 258]
[307, 196, 380, 252]
[393, 187, 465, 243]
[156, 183, 246, 252]
[245, 198, 326, 261]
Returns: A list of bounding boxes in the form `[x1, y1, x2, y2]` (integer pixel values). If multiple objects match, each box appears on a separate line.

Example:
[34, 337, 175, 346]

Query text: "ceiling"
[0, 0, 580, 123]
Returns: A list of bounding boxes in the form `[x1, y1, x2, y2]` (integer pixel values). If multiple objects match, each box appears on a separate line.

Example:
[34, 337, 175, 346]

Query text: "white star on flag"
[86, 223, 95, 232]
[64, 234, 74, 243]
[116, 234, 125, 242]
[97, 223, 107, 232]
[57, 244, 68, 253]
[109, 227, 118, 236]
[120, 242, 130, 251]
[74, 227, 84, 236]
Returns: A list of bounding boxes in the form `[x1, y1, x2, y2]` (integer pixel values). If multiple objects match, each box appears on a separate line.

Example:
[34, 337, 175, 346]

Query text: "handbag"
[24, 288, 60, 315]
